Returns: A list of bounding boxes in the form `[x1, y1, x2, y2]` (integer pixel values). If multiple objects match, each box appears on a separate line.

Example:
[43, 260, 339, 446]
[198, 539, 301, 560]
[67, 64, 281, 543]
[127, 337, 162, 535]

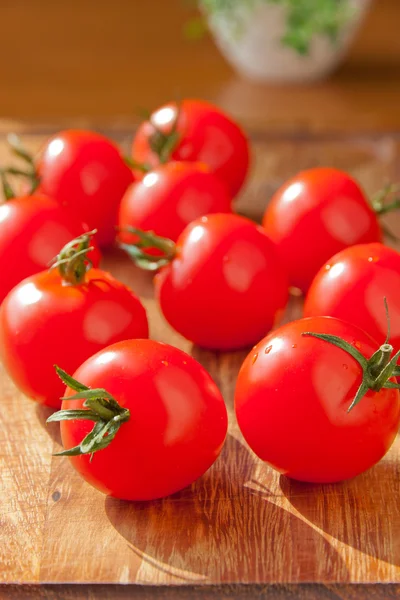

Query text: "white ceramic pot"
[203, 0, 373, 83]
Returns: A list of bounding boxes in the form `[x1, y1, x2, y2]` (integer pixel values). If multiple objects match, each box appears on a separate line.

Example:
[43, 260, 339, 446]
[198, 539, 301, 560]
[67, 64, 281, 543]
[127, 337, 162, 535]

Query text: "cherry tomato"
[235, 316, 400, 483]
[154, 213, 289, 350]
[0, 237, 148, 408]
[118, 161, 232, 246]
[0, 194, 100, 304]
[38, 130, 134, 247]
[132, 99, 250, 197]
[262, 168, 382, 293]
[304, 243, 400, 350]
[52, 339, 228, 501]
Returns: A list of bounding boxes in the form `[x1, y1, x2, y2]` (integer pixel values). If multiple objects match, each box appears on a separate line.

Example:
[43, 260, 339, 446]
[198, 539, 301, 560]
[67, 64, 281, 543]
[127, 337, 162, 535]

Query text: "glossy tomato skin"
[60, 339, 228, 501]
[235, 317, 400, 483]
[118, 161, 232, 245]
[0, 194, 101, 304]
[0, 269, 148, 409]
[38, 130, 134, 247]
[132, 99, 250, 197]
[155, 213, 289, 350]
[262, 168, 382, 293]
[304, 243, 400, 350]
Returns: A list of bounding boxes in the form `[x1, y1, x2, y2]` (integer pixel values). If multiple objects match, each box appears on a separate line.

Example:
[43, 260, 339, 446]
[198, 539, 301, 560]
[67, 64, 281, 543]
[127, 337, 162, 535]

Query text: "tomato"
[118, 161, 232, 246]
[48, 339, 228, 501]
[37, 130, 134, 247]
[145, 213, 288, 350]
[0, 234, 148, 409]
[262, 168, 382, 293]
[0, 194, 101, 304]
[304, 243, 400, 350]
[235, 316, 400, 483]
[132, 99, 250, 197]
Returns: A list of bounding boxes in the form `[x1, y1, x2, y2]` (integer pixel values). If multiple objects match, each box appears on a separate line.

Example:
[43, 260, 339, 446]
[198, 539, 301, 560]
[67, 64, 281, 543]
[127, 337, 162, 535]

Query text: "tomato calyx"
[50, 230, 97, 285]
[47, 366, 130, 459]
[119, 226, 176, 271]
[148, 104, 181, 164]
[302, 301, 400, 411]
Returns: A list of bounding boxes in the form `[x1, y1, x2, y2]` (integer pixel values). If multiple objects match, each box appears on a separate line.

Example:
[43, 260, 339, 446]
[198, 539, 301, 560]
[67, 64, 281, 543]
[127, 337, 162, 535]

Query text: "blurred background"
[1, 0, 400, 133]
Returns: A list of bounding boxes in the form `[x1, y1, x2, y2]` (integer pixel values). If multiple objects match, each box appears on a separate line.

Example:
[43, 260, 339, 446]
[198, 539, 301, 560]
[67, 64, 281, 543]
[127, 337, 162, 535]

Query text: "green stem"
[369, 343, 393, 379]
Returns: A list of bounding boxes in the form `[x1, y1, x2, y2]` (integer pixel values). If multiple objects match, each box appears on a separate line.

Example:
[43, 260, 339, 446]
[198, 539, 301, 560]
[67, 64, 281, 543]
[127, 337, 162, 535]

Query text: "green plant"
[196, 0, 352, 55]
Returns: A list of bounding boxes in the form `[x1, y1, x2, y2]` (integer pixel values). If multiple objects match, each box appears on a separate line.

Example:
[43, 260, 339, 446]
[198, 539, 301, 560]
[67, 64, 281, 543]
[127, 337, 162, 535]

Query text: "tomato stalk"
[47, 366, 130, 459]
[119, 226, 176, 271]
[50, 230, 97, 285]
[303, 299, 400, 411]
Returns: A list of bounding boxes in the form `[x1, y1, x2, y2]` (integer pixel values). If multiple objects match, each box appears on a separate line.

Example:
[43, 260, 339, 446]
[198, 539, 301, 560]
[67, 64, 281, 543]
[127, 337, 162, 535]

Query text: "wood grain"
[0, 130, 400, 598]
[1, 0, 400, 134]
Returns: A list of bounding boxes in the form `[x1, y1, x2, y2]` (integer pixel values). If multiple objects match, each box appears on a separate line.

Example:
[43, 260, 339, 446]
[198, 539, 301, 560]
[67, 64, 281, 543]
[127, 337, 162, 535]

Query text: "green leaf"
[55, 366, 90, 393]
[347, 381, 369, 412]
[383, 381, 400, 390]
[301, 332, 368, 369]
[47, 410, 101, 423]
[60, 388, 115, 403]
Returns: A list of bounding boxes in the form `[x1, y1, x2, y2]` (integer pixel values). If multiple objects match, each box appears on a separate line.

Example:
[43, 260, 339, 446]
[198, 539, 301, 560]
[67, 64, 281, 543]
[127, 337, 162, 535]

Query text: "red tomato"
[0, 194, 100, 304]
[0, 267, 148, 409]
[235, 316, 400, 483]
[38, 130, 134, 247]
[118, 161, 232, 246]
[154, 213, 289, 350]
[53, 339, 228, 500]
[132, 99, 250, 197]
[262, 168, 382, 293]
[304, 243, 400, 350]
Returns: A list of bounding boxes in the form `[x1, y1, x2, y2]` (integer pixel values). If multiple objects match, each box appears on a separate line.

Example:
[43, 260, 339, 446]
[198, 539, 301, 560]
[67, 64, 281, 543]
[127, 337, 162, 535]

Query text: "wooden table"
[0, 122, 400, 599]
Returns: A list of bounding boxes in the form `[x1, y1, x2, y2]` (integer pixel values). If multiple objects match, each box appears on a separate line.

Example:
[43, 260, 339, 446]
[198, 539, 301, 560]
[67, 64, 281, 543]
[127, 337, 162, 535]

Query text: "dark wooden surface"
[0, 127, 400, 599]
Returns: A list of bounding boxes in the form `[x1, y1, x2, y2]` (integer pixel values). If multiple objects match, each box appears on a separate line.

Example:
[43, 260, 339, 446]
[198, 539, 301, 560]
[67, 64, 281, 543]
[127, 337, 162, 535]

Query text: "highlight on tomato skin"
[53, 339, 228, 502]
[132, 99, 250, 198]
[262, 168, 383, 294]
[37, 129, 134, 247]
[152, 213, 289, 350]
[0, 194, 101, 304]
[118, 161, 233, 248]
[234, 316, 400, 484]
[304, 242, 400, 352]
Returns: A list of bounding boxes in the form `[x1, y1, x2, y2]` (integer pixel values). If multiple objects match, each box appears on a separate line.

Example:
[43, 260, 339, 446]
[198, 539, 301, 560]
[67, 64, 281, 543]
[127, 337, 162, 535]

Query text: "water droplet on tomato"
[325, 264, 331, 270]
[252, 353, 258, 364]
[264, 345, 272, 354]
[183, 360, 187, 365]
[292, 344, 297, 349]
[342, 364, 348, 370]
[201, 216, 208, 223]
[368, 256, 378, 263]
[161, 360, 169, 366]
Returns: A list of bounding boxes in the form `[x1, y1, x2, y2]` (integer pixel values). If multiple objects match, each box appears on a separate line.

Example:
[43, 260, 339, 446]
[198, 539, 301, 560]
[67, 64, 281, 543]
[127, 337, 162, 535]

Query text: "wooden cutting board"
[0, 127, 400, 599]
